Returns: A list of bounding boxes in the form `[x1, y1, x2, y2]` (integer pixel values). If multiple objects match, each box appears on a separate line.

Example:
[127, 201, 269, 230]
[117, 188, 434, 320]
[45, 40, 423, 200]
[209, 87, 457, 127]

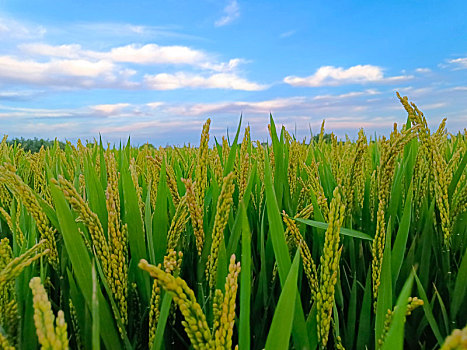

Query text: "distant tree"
[139, 143, 155, 150]
[6, 137, 66, 153]
[312, 133, 332, 143]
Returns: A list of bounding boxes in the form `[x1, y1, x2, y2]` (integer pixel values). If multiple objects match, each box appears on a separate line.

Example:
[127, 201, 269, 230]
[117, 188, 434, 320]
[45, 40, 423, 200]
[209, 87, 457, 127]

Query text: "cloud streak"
[447, 57, 467, 69]
[215, 0, 240, 27]
[144, 72, 266, 91]
[279, 30, 296, 38]
[284, 65, 412, 87]
[0, 17, 46, 40]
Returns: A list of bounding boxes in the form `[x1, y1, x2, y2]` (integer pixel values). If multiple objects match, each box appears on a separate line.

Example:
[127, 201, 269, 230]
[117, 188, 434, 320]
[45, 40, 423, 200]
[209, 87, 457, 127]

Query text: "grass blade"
[239, 203, 251, 350]
[223, 115, 242, 176]
[294, 217, 373, 240]
[264, 151, 310, 350]
[152, 292, 173, 350]
[356, 271, 372, 349]
[121, 153, 150, 304]
[381, 271, 415, 350]
[345, 274, 358, 350]
[152, 158, 169, 264]
[413, 272, 444, 344]
[265, 251, 300, 350]
[92, 262, 100, 350]
[391, 181, 413, 287]
[451, 244, 467, 319]
[448, 148, 467, 201]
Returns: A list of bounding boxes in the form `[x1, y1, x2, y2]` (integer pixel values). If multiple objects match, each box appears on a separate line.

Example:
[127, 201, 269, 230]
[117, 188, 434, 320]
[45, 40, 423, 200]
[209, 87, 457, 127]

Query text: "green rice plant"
[0, 94, 465, 349]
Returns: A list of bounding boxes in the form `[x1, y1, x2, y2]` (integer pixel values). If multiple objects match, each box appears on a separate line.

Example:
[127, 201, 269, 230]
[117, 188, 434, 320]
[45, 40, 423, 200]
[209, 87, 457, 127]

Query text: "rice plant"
[0, 94, 465, 349]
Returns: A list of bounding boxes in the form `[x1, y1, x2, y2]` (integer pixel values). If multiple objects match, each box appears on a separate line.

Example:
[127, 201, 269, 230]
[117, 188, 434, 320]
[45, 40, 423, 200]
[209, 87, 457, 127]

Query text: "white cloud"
[20, 43, 248, 73]
[0, 105, 76, 118]
[0, 55, 136, 88]
[90, 103, 130, 115]
[241, 97, 307, 111]
[422, 102, 446, 110]
[104, 44, 208, 65]
[200, 58, 246, 72]
[313, 89, 380, 100]
[0, 55, 113, 78]
[70, 22, 203, 41]
[0, 17, 46, 40]
[0, 90, 43, 100]
[19, 43, 83, 59]
[164, 97, 307, 116]
[0, 49, 258, 91]
[280, 30, 296, 38]
[384, 75, 414, 82]
[14, 121, 80, 133]
[97, 119, 204, 134]
[447, 57, 467, 69]
[0, 23, 8, 33]
[21, 43, 210, 66]
[146, 102, 164, 109]
[9, 23, 259, 91]
[284, 65, 412, 87]
[393, 86, 434, 98]
[144, 72, 266, 91]
[447, 86, 467, 91]
[415, 68, 431, 73]
[215, 0, 240, 27]
[284, 65, 383, 87]
[128, 25, 145, 34]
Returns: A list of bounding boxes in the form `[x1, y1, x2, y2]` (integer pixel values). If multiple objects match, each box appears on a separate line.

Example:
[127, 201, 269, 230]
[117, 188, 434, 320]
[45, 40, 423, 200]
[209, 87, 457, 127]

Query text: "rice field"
[0, 94, 466, 349]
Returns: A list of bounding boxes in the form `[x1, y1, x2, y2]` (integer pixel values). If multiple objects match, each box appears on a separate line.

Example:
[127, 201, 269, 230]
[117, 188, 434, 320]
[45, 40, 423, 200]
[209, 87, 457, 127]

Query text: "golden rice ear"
[0, 240, 48, 288]
[283, 214, 318, 299]
[105, 150, 129, 325]
[237, 126, 251, 202]
[148, 250, 183, 347]
[206, 172, 236, 290]
[378, 297, 424, 347]
[371, 125, 419, 307]
[0, 165, 59, 269]
[182, 178, 205, 255]
[195, 119, 211, 208]
[316, 187, 345, 347]
[139, 259, 214, 349]
[54, 175, 111, 282]
[166, 197, 189, 253]
[210, 148, 224, 185]
[214, 254, 241, 349]
[0, 237, 19, 344]
[30, 277, 69, 350]
[440, 325, 467, 350]
[0, 331, 14, 350]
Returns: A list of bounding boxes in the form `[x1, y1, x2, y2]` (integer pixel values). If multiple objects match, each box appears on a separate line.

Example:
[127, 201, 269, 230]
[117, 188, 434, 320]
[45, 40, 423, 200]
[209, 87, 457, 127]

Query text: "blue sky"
[0, 0, 466, 145]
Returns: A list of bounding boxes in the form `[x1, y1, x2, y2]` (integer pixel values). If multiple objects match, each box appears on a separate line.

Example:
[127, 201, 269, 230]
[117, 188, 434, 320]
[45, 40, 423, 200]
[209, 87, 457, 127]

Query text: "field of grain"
[0, 94, 466, 349]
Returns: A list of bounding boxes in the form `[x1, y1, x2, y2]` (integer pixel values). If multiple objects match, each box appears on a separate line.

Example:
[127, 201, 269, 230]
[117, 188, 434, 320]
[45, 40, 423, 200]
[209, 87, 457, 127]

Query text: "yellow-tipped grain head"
[30, 277, 69, 350]
[206, 172, 236, 290]
[139, 259, 214, 349]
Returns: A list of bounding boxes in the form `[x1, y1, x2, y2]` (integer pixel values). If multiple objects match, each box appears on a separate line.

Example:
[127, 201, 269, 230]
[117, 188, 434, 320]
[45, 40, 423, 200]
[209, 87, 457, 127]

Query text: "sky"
[0, 0, 466, 145]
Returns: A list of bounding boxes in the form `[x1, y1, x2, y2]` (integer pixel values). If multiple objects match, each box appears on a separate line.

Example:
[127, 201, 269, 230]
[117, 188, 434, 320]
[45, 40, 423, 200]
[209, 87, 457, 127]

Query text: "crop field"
[0, 94, 466, 350]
